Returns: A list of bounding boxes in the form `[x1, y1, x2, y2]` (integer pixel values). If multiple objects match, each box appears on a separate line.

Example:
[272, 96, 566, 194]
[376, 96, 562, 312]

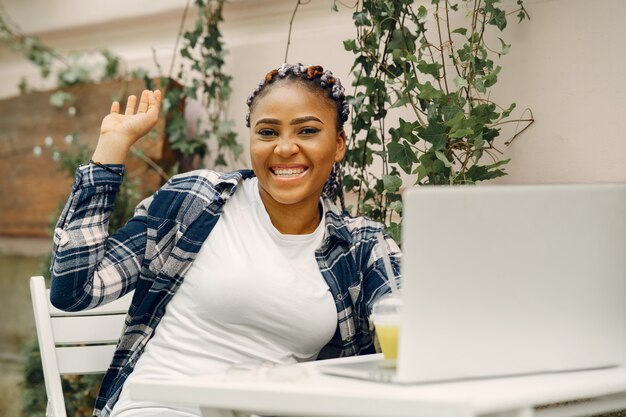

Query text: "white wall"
[0, 0, 624, 183]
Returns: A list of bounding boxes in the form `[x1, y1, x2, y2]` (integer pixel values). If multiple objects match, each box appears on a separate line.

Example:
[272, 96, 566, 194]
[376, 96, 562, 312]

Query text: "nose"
[274, 135, 299, 157]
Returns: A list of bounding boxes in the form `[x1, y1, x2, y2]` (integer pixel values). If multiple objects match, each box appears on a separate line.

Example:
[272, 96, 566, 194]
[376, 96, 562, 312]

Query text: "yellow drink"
[376, 323, 399, 360]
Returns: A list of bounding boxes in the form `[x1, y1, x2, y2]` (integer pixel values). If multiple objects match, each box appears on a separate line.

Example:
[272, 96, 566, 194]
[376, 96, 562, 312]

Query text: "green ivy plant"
[1, 2, 241, 413]
[0, 11, 121, 110]
[146, 0, 242, 172]
[1, 1, 241, 174]
[341, 0, 533, 242]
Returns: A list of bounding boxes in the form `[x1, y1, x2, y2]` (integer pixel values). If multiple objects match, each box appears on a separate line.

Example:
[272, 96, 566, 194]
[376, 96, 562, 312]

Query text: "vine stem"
[435, 2, 450, 94]
[505, 108, 535, 146]
[445, 0, 463, 78]
[130, 146, 170, 181]
[169, 0, 192, 79]
[284, 0, 311, 63]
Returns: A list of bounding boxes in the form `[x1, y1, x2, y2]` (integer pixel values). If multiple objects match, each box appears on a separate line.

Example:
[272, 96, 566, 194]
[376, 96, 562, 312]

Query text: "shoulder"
[148, 169, 254, 219]
[342, 214, 385, 238]
[163, 169, 249, 191]
[322, 198, 387, 245]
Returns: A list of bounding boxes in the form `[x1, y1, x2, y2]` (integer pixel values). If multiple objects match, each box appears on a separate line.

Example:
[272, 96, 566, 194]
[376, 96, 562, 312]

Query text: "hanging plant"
[1, 2, 240, 414]
[149, 0, 242, 172]
[341, 0, 533, 242]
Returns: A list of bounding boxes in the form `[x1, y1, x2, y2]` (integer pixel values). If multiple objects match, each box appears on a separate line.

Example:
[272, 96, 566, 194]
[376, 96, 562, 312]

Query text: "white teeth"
[273, 168, 305, 176]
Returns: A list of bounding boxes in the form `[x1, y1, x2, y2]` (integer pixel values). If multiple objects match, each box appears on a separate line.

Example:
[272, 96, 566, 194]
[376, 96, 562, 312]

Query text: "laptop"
[320, 184, 626, 383]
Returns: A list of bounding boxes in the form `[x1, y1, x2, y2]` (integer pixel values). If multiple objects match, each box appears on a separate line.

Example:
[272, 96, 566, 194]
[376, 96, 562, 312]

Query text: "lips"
[270, 165, 308, 177]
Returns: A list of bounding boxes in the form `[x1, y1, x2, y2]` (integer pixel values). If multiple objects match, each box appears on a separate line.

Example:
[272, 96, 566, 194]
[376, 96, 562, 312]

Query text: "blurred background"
[1, 0, 625, 415]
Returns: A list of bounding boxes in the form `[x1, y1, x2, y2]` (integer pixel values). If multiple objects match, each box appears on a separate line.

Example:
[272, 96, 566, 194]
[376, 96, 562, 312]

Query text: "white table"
[129, 355, 626, 417]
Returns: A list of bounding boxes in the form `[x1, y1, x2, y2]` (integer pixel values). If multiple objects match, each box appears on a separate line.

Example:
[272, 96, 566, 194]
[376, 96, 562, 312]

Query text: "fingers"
[125, 95, 137, 115]
[147, 90, 162, 115]
[137, 90, 149, 114]
[120, 90, 161, 116]
[154, 89, 162, 108]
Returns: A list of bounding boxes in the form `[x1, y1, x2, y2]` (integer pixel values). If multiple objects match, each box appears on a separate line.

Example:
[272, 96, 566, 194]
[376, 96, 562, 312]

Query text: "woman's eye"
[258, 129, 277, 137]
[299, 127, 319, 135]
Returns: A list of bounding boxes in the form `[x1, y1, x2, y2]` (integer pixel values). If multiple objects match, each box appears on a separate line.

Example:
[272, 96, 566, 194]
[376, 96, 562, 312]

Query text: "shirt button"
[55, 228, 70, 247]
[336, 294, 343, 301]
[346, 336, 352, 342]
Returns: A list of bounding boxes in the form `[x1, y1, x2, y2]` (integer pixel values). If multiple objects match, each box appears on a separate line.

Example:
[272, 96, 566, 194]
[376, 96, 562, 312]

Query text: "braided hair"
[246, 63, 349, 211]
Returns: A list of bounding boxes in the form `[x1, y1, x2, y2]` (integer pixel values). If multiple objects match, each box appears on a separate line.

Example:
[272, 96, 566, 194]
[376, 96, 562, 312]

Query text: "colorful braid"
[246, 63, 349, 211]
[322, 162, 346, 211]
[245, 63, 350, 130]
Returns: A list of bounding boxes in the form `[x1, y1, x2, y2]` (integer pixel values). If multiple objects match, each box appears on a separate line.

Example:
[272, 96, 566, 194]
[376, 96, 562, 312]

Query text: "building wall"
[1, 0, 624, 184]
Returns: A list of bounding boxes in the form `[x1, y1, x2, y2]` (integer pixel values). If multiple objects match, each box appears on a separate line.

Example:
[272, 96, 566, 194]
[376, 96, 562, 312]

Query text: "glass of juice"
[371, 293, 401, 360]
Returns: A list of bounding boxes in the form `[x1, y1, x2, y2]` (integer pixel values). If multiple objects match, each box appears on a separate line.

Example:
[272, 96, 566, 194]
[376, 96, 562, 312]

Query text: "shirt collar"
[234, 169, 352, 245]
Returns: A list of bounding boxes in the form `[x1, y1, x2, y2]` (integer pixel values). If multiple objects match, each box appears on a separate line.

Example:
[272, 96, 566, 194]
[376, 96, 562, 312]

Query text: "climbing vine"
[341, 0, 533, 241]
[149, 0, 241, 171]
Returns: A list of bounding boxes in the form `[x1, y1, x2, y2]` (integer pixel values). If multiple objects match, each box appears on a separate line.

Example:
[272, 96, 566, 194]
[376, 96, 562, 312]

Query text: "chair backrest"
[30, 275, 132, 417]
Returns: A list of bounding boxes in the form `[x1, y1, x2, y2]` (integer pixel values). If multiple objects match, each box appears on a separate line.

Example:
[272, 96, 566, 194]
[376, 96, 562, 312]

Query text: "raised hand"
[91, 89, 162, 165]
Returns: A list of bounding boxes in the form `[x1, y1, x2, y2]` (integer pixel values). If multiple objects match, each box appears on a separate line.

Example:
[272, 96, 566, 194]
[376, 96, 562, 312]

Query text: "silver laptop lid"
[398, 184, 626, 383]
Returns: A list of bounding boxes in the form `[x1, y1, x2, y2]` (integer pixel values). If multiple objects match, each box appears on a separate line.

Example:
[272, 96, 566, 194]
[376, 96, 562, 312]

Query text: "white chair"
[30, 275, 132, 417]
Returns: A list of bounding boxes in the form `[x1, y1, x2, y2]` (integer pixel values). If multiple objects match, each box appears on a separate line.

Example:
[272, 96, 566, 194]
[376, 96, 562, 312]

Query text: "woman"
[50, 63, 401, 417]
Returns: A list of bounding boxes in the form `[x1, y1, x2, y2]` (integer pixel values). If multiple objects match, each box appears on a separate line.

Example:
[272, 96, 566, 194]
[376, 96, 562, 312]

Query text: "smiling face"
[249, 81, 346, 215]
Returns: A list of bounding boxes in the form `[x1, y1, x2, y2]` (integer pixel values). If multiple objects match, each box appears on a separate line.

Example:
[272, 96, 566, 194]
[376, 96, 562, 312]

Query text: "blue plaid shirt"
[50, 164, 402, 417]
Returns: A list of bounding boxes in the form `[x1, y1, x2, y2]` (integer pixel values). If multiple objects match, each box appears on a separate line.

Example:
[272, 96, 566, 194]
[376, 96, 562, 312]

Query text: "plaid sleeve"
[362, 229, 402, 315]
[50, 163, 149, 311]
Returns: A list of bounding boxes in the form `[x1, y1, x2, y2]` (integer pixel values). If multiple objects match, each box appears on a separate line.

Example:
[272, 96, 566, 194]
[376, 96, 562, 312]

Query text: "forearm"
[91, 135, 131, 165]
[50, 163, 146, 311]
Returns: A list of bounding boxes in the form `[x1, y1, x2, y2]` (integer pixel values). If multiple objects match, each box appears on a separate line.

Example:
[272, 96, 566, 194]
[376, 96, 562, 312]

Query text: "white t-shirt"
[111, 178, 337, 417]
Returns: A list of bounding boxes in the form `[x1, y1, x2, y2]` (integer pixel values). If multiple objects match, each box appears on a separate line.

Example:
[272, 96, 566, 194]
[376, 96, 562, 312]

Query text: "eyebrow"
[290, 116, 324, 125]
[254, 116, 324, 127]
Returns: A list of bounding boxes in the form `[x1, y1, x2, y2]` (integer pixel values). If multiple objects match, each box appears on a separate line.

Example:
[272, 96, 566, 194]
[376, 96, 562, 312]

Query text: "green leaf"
[353, 11, 371, 27]
[390, 94, 411, 109]
[445, 112, 474, 139]
[453, 76, 468, 88]
[501, 102, 516, 118]
[18, 77, 29, 94]
[418, 151, 450, 184]
[49, 91, 75, 108]
[367, 128, 381, 145]
[417, 122, 447, 150]
[488, 8, 507, 30]
[389, 201, 403, 215]
[388, 27, 417, 54]
[470, 103, 499, 125]
[415, 164, 428, 183]
[417, 5, 428, 20]
[452, 27, 467, 36]
[343, 174, 355, 190]
[435, 151, 452, 168]
[331, 0, 338, 12]
[398, 118, 418, 143]
[388, 141, 418, 174]
[517, 10, 527, 22]
[416, 60, 442, 78]
[473, 132, 485, 152]
[474, 78, 486, 93]
[382, 175, 403, 193]
[442, 104, 463, 122]
[465, 159, 510, 182]
[456, 44, 472, 62]
[100, 49, 120, 81]
[483, 66, 501, 88]
[386, 222, 402, 245]
[498, 38, 511, 56]
[343, 39, 357, 52]
[416, 82, 445, 101]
